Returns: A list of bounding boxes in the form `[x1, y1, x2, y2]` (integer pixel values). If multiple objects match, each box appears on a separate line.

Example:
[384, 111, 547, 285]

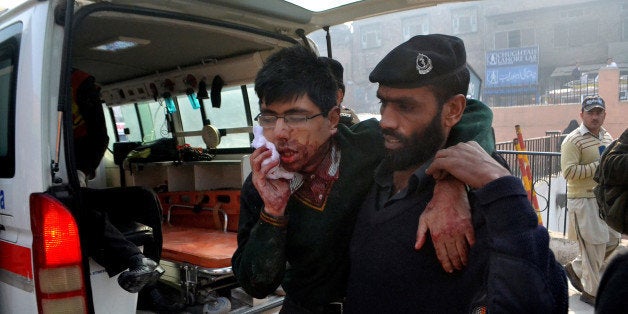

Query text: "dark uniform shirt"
[345, 161, 568, 313]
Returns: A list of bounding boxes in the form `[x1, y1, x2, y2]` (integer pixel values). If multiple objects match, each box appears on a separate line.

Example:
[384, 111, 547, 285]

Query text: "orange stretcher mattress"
[161, 224, 238, 269]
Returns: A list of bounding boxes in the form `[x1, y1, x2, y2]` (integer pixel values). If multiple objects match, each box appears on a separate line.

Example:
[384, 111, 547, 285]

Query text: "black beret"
[370, 34, 467, 88]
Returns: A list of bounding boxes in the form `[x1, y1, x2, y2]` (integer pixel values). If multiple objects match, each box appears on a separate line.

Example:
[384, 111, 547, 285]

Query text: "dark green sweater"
[232, 99, 494, 309]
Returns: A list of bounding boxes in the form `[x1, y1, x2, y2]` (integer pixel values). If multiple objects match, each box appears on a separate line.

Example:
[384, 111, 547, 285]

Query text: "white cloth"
[567, 198, 617, 244]
[568, 197, 621, 295]
[251, 125, 294, 180]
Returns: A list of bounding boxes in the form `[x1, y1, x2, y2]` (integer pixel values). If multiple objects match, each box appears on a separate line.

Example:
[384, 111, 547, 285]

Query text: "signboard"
[486, 46, 538, 67]
[485, 46, 539, 89]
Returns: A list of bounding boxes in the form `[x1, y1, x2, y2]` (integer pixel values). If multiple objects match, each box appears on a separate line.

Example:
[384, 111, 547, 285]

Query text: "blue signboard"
[485, 65, 538, 87]
[485, 46, 539, 89]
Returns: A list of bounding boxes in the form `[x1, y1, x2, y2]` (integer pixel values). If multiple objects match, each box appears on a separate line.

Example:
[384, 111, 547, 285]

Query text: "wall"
[493, 67, 627, 144]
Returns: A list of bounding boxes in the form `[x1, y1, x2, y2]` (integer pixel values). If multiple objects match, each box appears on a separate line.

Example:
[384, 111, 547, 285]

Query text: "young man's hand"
[415, 176, 475, 273]
[250, 146, 291, 216]
[426, 141, 510, 189]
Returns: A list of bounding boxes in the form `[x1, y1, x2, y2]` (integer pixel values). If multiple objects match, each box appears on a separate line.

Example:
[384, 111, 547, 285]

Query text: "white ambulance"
[0, 0, 461, 313]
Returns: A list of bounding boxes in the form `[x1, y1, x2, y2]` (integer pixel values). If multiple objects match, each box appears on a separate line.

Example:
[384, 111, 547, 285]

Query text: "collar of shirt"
[291, 142, 341, 210]
[577, 123, 607, 139]
[373, 158, 434, 209]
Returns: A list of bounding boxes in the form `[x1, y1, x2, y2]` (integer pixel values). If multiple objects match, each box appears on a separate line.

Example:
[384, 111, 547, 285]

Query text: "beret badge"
[415, 52, 433, 75]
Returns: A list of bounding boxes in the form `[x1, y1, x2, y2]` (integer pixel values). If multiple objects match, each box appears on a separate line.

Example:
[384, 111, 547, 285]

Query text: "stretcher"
[157, 190, 241, 310]
[156, 190, 285, 313]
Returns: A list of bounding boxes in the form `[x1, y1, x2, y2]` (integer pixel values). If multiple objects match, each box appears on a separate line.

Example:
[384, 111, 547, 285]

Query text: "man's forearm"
[561, 141, 598, 180]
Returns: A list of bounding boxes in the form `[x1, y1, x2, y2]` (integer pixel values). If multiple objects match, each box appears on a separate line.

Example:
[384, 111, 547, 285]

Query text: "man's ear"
[336, 89, 344, 106]
[442, 94, 466, 128]
[328, 106, 341, 134]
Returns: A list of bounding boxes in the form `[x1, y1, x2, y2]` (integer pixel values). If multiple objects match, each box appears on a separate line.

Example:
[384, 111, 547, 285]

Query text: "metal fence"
[495, 131, 565, 179]
[496, 132, 568, 234]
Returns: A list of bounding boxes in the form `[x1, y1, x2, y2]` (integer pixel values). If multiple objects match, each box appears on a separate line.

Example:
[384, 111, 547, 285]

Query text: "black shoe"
[564, 262, 584, 293]
[117, 255, 163, 293]
[580, 291, 596, 306]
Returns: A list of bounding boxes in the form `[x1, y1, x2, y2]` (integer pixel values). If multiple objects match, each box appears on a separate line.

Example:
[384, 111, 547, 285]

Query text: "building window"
[452, 7, 478, 35]
[402, 16, 429, 41]
[360, 24, 382, 49]
[623, 18, 628, 41]
[553, 22, 599, 47]
[495, 29, 535, 49]
[0, 23, 21, 178]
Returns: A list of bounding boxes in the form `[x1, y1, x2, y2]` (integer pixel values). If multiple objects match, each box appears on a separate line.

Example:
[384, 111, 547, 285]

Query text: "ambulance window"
[179, 85, 259, 149]
[177, 94, 203, 146]
[0, 23, 20, 178]
[114, 105, 141, 142]
[138, 101, 171, 142]
[106, 101, 171, 150]
[105, 106, 133, 147]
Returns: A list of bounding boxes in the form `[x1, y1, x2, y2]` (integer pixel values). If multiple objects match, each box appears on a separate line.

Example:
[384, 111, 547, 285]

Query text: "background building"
[309, 0, 628, 111]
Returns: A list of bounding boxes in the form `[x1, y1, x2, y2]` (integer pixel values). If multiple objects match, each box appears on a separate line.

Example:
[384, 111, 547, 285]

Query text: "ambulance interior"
[69, 3, 299, 312]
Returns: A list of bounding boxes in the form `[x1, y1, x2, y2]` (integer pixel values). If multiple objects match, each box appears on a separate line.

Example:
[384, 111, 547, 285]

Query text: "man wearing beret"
[561, 95, 620, 305]
[345, 34, 567, 313]
[232, 44, 495, 313]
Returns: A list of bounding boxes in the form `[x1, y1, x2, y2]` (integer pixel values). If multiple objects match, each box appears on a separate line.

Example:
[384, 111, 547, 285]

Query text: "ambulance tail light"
[30, 193, 87, 314]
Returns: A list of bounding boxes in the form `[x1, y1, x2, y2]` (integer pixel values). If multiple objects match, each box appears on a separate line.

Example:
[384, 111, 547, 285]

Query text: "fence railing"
[496, 132, 565, 179]
[496, 132, 568, 234]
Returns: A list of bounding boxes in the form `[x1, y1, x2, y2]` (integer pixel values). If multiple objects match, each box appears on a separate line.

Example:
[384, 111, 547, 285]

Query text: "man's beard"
[382, 113, 446, 171]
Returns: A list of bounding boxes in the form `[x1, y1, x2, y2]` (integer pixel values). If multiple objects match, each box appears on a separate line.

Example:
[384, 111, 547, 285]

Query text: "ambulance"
[0, 0, 463, 313]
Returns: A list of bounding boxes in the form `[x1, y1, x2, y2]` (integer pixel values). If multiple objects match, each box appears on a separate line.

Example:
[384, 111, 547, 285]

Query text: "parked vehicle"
[0, 0, 463, 312]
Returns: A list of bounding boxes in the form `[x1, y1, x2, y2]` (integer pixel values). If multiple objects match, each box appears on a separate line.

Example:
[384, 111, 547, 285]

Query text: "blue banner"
[485, 65, 538, 87]
[485, 46, 539, 89]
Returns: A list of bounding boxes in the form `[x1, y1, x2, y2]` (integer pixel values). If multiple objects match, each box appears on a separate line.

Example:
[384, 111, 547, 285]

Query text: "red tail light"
[31, 193, 87, 314]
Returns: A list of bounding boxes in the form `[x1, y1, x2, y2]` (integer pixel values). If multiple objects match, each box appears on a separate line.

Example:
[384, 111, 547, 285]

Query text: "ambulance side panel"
[0, 1, 63, 312]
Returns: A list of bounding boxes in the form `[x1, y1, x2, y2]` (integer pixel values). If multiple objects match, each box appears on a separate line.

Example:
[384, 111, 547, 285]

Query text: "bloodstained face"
[260, 94, 339, 173]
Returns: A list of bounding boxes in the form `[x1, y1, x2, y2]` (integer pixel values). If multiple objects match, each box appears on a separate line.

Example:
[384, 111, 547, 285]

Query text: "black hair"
[429, 67, 470, 106]
[319, 56, 345, 93]
[255, 45, 338, 114]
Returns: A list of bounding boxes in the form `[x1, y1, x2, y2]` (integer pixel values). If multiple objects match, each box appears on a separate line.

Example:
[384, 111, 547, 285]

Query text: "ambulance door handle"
[0, 224, 5, 231]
